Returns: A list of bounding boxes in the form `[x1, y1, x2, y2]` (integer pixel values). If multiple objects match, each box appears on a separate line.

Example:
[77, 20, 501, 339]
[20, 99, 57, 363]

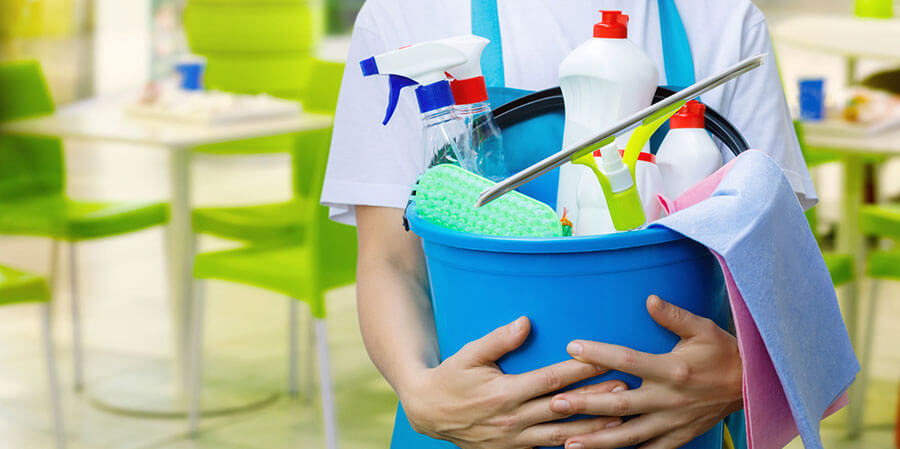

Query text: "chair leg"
[68, 244, 84, 392]
[288, 299, 299, 397]
[314, 319, 338, 449]
[187, 280, 206, 436]
[850, 279, 882, 433]
[41, 303, 67, 449]
[305, 305, 315, 403]
[49, 240, 60, 291]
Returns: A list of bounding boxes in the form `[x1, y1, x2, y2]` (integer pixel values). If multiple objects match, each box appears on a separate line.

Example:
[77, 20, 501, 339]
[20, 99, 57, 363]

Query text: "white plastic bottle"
[624, 150, 665, 222]
[557, 10, 659, 224]
[657, 100, 723, 199]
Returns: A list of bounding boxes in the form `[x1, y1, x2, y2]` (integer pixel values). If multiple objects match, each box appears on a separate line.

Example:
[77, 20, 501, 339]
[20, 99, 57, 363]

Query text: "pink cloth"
[658, 157, 849, 449]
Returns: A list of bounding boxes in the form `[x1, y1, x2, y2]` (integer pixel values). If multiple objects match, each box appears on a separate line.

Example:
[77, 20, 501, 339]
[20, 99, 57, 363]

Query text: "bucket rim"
[406, 203, 687, 254]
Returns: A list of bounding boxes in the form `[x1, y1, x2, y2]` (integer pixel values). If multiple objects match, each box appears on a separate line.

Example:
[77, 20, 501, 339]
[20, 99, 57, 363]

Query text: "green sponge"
[414, 164, 563, 238]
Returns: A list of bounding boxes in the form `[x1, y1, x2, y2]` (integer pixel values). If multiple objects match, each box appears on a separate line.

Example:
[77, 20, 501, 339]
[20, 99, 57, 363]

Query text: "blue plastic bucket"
[390, 204, 729, 449]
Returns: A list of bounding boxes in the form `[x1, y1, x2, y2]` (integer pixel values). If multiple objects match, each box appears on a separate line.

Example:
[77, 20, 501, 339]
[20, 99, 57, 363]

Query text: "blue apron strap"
[651, 0, 696, 153]
[471, 0, 506, 88]
[657, 0, 695, 88]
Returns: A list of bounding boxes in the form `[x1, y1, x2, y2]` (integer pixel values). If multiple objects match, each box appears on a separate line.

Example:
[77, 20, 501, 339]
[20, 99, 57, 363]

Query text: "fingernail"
[511, 317, 524, 333]
[567, 442, 584, 449]
[606, 419, 623, 429]
[651, 295, 665, 311]
[612, 386, 626, 393]
[568, 342, 583, 356]
[552, 398, 572, 413]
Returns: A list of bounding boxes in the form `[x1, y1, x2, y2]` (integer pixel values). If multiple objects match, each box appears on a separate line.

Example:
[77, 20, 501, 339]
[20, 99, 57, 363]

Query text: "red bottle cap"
[594, 11, 629, 39]
[670, 100, 706, 129]
[450, 76, 488, 105]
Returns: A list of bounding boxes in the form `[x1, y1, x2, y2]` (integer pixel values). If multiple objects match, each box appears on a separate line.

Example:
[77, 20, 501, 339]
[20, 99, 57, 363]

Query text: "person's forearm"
[357, 256, 438, 394]
[355, 206, 439, 398]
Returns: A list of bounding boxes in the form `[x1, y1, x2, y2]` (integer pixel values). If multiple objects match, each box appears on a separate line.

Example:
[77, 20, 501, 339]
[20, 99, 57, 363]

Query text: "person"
[322, 1, 816, 448]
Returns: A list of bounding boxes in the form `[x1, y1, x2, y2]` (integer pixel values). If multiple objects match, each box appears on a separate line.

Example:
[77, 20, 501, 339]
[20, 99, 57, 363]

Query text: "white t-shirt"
[322, 0, 817, 225]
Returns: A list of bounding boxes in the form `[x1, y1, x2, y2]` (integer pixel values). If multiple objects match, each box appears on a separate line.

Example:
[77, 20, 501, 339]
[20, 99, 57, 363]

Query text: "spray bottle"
[360, 42, 474, 169]
[574, 147, 645, 235]
[438, 35, 509, 181]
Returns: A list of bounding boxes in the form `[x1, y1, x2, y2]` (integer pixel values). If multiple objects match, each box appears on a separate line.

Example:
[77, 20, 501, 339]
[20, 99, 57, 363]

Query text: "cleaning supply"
[654, 150, 858, 449]
[571, 98, 683, 234]
[657, 101, 723, 199]
[402, 200, 730, 449]
[360, 42, 474, 169]
[556, 10, 659, 225]
[477, 53, 766, 209]
[625, 150, 665, 221]
[574, 147, 644, 234]
[439, 35, 509, 182]
[413, 164, 561, 238]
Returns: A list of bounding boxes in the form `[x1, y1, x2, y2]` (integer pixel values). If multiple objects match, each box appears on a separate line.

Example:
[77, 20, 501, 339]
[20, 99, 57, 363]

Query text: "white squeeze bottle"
[439, 36, 509, 181]
[657, 100, 723, 199]
[557, 10, 659, 224]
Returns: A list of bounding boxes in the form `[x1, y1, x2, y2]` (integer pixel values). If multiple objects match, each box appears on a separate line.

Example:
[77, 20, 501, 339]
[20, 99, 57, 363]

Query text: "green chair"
[0, 264, 65, 449]
[0, 60, 170, 390]
[187, 121, 357, 449]
[796, 121, 856, 286]
[854, 203, 900, 430]
[191, 59, 344, 243]
[184, 0, 323, 155]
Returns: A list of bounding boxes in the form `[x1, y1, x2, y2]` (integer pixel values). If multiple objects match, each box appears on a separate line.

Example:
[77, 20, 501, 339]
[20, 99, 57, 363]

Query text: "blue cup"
[175, 61, 205, 91]
[799, 78, 826, 121]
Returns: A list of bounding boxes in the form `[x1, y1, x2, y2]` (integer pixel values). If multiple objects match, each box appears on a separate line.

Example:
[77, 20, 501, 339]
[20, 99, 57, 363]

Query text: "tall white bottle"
[657, 100, 723, 199]
[556, 10, 659, 224]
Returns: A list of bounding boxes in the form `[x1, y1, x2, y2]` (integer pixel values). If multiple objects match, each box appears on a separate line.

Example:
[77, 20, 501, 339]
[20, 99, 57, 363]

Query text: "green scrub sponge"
[414, 164, 563, 238]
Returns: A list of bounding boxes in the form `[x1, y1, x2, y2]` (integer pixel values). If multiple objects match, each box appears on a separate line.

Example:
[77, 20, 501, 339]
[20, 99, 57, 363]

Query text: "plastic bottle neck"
[453, 101, 492, 116]
[421, 106, 457, 126]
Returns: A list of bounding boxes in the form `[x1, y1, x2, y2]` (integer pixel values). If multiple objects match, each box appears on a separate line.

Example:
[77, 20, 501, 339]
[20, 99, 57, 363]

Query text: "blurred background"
[0, 1, 898, 448]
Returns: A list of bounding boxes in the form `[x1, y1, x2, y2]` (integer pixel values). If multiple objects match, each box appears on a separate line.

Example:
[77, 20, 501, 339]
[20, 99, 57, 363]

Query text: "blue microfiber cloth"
[653, 150, 859, 449]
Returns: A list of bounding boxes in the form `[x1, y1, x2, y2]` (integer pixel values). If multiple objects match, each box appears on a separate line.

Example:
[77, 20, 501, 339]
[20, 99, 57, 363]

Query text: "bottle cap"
[450, 76, 489, 104]
[670, 100, 706, 129]
[415, 80, 455, 114]
[594, 11, 628, 39]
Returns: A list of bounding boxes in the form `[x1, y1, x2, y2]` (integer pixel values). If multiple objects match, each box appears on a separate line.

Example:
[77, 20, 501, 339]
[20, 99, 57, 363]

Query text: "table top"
[0, 92, 334, 149]
[803, 122, 900, 155]
[773, 14, 900, 61]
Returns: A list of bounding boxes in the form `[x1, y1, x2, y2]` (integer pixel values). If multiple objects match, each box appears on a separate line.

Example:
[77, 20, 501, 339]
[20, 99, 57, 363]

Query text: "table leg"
[168, 148, 194, 393]
[840, 155, 866, 439]
[86, 148, 276, 417]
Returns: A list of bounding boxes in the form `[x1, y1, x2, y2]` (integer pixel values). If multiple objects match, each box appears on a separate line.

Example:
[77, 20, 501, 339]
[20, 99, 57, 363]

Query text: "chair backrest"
[0, 60, 65, 201]
[0, 59, 55, 120]
[298, 59, 345, 114]
[292, 60, 357, 299]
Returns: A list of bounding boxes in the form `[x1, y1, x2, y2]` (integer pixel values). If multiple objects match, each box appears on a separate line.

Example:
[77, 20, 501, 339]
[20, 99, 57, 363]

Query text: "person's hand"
[549, 295, 743, 449]
[401, 316, 628, 449]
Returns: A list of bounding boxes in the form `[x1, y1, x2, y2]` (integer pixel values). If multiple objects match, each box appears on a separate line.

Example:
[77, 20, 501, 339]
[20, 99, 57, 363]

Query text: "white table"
[775, 14, 900, 438]
[0, 92, 333, 417]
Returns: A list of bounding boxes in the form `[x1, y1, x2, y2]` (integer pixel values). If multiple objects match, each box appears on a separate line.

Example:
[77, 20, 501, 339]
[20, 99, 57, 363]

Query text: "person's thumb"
[646, 295, 709, 340]
[456, 317, 530, 367]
